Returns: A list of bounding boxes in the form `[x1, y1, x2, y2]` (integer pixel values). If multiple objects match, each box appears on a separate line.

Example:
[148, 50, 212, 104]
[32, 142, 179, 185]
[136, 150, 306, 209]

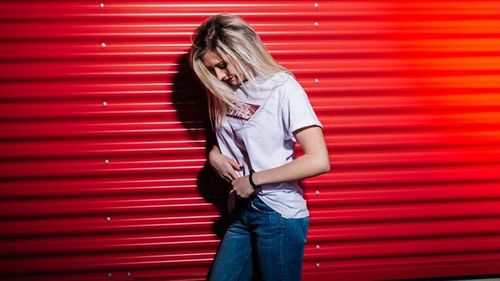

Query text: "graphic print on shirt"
[226, 103, 260, 121]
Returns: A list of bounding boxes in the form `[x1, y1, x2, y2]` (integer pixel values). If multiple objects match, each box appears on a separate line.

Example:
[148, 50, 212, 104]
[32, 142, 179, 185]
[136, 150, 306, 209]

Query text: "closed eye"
[207, 61, 227, 75]
[215, 61, 227, 69]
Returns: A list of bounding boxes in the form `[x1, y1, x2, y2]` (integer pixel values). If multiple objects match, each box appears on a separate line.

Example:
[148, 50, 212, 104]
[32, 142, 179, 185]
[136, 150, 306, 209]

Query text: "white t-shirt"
[216, 70, 323, 218]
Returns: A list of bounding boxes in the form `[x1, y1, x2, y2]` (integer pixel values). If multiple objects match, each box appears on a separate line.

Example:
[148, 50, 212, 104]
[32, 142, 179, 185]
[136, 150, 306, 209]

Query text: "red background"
[1, 1, 500, 280]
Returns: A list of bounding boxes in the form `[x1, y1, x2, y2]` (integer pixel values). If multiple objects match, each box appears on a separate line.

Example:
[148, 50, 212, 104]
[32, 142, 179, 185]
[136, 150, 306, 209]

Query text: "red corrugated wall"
[1, 1, 500, 280]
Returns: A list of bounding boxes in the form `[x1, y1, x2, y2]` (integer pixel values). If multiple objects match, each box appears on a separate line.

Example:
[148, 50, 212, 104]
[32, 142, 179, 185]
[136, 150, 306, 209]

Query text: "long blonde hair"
[189, 14, 292, 130]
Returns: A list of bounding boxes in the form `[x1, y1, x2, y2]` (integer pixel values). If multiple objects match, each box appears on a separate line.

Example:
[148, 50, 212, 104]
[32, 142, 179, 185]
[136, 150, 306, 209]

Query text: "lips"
[225, 76, 235, 83]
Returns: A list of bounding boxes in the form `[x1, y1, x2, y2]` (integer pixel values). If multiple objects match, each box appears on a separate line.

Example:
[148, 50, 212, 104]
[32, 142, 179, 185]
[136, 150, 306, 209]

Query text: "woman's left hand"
[231, 176, 255, 198]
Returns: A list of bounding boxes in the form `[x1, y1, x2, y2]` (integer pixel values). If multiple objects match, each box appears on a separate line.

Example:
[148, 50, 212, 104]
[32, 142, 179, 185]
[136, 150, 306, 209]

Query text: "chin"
[230, 78, 241, 86]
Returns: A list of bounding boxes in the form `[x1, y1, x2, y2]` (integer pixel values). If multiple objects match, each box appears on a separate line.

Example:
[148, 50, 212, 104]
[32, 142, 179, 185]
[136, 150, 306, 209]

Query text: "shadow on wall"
[171, 53, 234, 239]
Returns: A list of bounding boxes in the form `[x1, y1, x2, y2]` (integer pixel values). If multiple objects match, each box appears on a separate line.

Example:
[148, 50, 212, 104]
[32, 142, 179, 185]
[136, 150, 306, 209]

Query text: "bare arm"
[231, 125, 330, 198]
[254, 125, 330, 185]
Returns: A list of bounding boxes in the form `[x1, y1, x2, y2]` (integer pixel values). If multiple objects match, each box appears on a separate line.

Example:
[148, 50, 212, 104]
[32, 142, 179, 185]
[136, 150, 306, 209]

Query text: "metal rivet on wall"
[314, 3, 319, 8]
[314, 21, 319, 27]
[314, 78, 319, 83]
[99, 3, 105, 8]
[107, 272, 112, 278]
[316, 244, 321, 249]
[315, 190, 320, 195]
[102, 101, 108, 107]
[316, 262, 321, 268]
[106, 216, 112, 222]
[101, 42, 107, 48]
[127, 272, 132, 277]
[104, 159, 110, 164]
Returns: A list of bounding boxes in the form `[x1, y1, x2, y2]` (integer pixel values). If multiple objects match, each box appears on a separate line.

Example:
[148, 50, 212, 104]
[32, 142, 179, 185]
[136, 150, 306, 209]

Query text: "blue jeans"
[209, 196, 309, 281]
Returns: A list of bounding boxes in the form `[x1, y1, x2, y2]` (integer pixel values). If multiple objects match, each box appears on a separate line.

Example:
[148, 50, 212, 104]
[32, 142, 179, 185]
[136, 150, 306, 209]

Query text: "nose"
[214, 68, 227, 81]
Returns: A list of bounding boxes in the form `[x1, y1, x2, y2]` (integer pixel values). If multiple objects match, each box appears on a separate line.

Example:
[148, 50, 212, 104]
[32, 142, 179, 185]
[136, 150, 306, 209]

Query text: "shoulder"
[271, 71, 306, 100]
[264, 71, 302, 94]
[271, 71, 294, 86]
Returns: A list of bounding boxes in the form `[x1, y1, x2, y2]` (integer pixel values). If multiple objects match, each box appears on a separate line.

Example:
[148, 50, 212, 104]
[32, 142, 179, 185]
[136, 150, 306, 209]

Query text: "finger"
[229, 160, 242, 170]
[236, 190, 249, 199]
[222, 174, 232, 182]
[224, 170, 239, 181]
[218, 172, 229, 182]
[228, 170, 239, 181]
[234, 189, 244, 198]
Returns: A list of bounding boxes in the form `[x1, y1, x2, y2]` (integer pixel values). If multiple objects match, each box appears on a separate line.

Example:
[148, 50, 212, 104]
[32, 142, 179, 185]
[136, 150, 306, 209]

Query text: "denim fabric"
[209, 196, 309, 281]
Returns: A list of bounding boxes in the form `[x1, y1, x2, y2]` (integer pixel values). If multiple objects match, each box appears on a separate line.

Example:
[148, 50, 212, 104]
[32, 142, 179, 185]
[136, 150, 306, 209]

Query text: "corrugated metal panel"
[1, 1, 500, 280]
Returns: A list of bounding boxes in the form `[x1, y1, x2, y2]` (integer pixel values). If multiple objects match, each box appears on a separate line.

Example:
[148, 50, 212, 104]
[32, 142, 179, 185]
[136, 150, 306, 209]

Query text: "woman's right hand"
[209, 147, 242, 183]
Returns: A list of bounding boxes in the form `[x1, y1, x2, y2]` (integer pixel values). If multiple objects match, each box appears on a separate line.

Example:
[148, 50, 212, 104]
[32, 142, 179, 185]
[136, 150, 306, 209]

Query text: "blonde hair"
[189, 14, 292, 129]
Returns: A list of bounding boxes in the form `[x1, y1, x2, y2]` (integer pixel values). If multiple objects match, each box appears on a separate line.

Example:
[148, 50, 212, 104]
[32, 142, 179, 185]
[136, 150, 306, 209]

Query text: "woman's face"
[201, 51, 245, 87]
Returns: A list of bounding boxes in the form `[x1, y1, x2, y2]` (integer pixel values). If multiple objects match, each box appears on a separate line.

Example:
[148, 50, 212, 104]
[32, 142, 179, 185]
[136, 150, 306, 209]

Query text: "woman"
[189, 14, 330, 281]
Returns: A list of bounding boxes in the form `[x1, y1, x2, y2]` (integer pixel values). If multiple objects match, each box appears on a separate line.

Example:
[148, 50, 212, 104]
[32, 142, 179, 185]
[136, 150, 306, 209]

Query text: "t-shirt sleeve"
[280, 76, 323, 142]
